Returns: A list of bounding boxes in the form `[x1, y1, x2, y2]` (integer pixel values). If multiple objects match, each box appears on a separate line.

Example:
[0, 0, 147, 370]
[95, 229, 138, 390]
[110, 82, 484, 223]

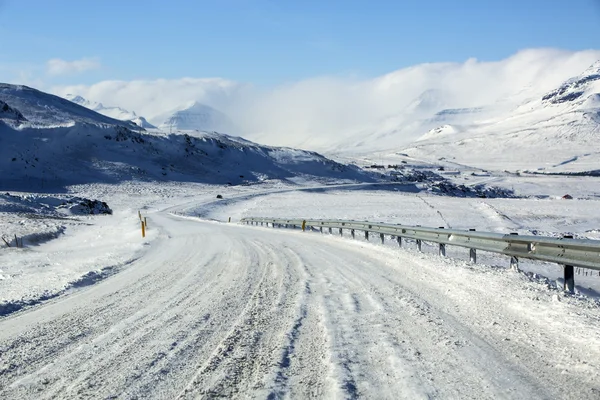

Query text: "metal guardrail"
[240, 217, 600, 293]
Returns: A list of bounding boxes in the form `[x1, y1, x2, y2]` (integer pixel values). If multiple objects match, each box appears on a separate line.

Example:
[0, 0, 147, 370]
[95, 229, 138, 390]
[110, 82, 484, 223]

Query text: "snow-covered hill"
[0, 84, 140, 129]
[158, 101, 236, 133]
[398, 61, 600, 172]
[331, 61, 600, 173]
[0, 84, 371, 191]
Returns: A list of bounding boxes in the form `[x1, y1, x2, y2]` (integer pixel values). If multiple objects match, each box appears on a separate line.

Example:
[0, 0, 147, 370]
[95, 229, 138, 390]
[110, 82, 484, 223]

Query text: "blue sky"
[0, 0, 599, 85]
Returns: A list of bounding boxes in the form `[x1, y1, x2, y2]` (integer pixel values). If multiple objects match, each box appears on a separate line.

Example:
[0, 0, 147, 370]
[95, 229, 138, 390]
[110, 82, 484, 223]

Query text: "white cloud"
[46, 57, 101, 76]
[50, 48, 600, 150]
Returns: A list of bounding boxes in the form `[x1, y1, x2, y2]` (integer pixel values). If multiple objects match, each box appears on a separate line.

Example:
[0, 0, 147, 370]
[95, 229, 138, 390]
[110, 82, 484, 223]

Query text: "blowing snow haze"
[50, 49, 600, 155]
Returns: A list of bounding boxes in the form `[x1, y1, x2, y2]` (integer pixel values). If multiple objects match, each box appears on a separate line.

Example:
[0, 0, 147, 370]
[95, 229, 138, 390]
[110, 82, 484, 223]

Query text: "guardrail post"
[351, 229, 355, 239]
[438, 227, 446, 256]
[563, 235, 575, 293]
[469, 229, 477, 263]
[339, 228, 343, 237]
[365, 231, 369, 241]
[380, 233, 385, 244]
[416, 239, 422, 252]
[397, 236, 402, 247]
[509, 233, 519, 271]
[328, 227, 332, 234]
[320, 226, 323, 234]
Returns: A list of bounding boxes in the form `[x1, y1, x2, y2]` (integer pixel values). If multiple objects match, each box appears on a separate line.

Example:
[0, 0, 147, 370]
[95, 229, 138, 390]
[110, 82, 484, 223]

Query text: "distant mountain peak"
[159, 102, 235, 133]
[66, 94, 86, 104]
[64, 94, 141, 122]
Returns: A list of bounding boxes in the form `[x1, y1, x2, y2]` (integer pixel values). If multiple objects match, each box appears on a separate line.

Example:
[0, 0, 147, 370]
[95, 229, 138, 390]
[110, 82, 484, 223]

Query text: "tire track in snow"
[1, 215, 598, 399]
[178, 240, 311, 398]
[293, 238, 555, 399]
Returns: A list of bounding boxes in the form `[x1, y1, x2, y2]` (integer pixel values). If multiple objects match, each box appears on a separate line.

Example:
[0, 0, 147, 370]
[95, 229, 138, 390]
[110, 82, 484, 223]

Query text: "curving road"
[0, 212, 599, 399]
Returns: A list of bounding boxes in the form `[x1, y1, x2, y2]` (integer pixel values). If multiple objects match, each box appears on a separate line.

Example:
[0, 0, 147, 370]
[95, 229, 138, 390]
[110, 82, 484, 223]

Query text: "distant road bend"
[0, 211, 598, 399]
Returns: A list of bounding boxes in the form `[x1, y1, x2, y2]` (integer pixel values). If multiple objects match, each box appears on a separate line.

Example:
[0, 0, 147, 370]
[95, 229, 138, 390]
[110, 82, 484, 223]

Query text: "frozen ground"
[0, 177, 599, 398]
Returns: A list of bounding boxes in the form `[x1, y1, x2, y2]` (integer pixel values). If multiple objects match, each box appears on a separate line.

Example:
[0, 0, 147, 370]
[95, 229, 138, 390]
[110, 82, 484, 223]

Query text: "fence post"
[509, 233, 519, 271]
[438, 227, 446, 256]
[563, 235, 575, 293]
[469, 229, 477, 263]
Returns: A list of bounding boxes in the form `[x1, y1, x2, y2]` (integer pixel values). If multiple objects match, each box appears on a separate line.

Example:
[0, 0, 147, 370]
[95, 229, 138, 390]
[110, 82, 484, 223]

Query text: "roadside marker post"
[141, 221, 146, 238]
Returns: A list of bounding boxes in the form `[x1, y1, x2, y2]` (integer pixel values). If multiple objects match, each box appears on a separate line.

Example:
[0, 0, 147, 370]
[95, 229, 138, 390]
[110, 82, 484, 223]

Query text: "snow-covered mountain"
[329, 61, 600, 173]
[158, 102, 235, 133]
[64, 94, 156, 129]
[398, 61, 600, 172]
[0, 84, 371, 191]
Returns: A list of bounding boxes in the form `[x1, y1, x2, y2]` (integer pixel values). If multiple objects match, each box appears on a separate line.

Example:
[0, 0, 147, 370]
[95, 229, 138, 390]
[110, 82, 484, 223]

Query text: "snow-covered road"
[1, 211, 599, 399]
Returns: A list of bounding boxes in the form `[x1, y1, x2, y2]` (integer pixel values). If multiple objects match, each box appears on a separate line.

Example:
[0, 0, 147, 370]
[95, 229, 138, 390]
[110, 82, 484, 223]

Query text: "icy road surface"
[0, 212, 599, 399]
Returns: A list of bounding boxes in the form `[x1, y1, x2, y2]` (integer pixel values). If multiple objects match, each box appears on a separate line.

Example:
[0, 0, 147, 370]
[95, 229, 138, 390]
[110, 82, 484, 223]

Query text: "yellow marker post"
[302, 220, 306, 232]
[141, 221, 146, 238]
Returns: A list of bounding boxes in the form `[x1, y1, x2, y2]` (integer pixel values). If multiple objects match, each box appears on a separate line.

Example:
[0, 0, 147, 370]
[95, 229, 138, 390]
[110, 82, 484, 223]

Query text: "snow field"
[0, 181, 599, 398]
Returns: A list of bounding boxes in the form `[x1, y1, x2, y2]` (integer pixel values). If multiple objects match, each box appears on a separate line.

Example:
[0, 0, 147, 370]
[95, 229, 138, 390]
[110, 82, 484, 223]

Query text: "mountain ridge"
[0, 83, 371, 191]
